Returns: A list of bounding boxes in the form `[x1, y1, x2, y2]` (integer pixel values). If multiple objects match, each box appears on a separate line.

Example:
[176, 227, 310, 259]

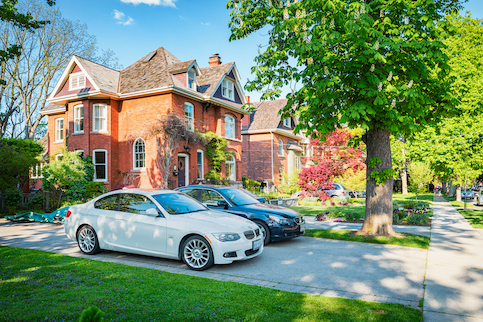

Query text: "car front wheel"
[256, 221, 271, 246]
[182, 236, 214, 271]
[77, 225, 101, 255]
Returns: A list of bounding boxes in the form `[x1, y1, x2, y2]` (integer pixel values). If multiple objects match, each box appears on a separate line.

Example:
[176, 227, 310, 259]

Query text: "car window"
[179, 188, 199, 201]
[119, 193, 158, 215]
[94, 195, 119, 210]
[152, 193, 207, 215]
[219, 188, 259, 206]
[201, 190, 225, 206]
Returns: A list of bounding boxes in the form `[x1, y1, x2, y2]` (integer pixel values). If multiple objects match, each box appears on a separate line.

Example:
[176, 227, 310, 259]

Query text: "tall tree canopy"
[228, 0, 463, 235]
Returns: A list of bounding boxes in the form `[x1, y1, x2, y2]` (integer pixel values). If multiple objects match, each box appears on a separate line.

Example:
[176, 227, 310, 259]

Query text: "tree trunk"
[456, 186, 461, 201]
[442, 182, 447, 194]
[359, 128, 396, 236]
[401, 165, 408, 195]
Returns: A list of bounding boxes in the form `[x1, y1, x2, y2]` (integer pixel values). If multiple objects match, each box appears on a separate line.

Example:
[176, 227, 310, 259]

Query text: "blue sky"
[55, 0, 482, 102]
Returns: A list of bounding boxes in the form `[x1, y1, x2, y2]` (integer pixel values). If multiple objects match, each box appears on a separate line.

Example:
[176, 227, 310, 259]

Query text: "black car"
[175, 185, 305, 245]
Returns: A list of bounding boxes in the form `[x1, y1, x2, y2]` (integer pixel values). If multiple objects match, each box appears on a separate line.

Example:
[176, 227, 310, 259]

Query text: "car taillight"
[342, 191, 345, 194]
[66, 210, 72, 218]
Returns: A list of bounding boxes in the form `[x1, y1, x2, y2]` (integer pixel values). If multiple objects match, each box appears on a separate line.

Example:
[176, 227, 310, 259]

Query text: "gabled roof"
[75, 56, 120, 94]
[40, 103, 65, 115]
[119, 46, 183, 93]
[246, 98, 289, 131]
[197, 63, 233, 96]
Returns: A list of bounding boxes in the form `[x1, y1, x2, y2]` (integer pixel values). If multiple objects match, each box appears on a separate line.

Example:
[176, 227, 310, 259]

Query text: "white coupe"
[64, 189, 264, 270]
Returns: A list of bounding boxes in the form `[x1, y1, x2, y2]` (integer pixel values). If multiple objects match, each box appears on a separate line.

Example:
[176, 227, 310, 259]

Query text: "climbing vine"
[201, 131, 229, 180]
[368, 157, 396, 186]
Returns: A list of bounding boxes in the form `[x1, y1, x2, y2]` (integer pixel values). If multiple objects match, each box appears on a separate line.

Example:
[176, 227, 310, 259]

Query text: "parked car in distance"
[64, 189, 263, 271]
[175, 185, 305, 245]
[349, 190, 366, 198]
[461, 190, 475, 200]
[324, 183, 350, 200]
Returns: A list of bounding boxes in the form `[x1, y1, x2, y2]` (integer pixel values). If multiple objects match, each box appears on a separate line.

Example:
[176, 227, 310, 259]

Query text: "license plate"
[253, 239, 262, 250]
[300, 222, 306, 233]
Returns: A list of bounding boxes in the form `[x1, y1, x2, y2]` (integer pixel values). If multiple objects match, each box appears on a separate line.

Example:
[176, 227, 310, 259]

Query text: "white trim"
[93, 149, 108, 182]
[278, 139, 284, 156]
[55, 154, 63, 161]
[241, 128, 304, 140]
[283, 117, 291, 127]
[209, 97, 247, 115]
[178, 153, 189, 187]
[224, 114, 235, 139]
[222, 78, 235, 100]
[133, 138, 146, 171]
[54, 118, 64, 143]
[197, 149, 204, 180]
[184, 102, 194, 131]
[73, 104, 84, 133]
[69, 72, 86, 91]
[92, 103, 107, 133]
[226, 154, 236, 181]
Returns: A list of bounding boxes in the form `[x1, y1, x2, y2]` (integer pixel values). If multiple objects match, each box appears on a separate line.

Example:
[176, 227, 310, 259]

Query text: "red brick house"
[241, 98, 305, 189]
[41, 48, 247, 189]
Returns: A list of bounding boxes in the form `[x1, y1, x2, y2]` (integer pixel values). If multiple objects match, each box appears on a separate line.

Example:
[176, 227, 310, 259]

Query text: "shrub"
[60, 199, 85, 208]
[345, 212, 363, 221]
[79, 306, 105, 322]
[64, 181, 88, 202]
[242, 176, 261, 192]
[3, 188, 23, 207]
[31, 191, 44, 206]
[407, 211, 430, 225]
[84, 182, 108, 200]
[299, 196, 322, 206]
[316, 213, 328, 221]
[393, 212, 400, 224]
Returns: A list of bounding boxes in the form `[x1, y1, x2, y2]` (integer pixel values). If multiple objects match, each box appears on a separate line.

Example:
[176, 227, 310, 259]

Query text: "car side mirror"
[217, 200, 229, 209]
[146, 208, 160, 217]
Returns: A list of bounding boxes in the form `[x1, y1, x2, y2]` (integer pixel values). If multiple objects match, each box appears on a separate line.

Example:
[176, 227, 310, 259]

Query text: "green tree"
[336, 168, 366, 197]
[228, 0, 461, 235]
[407, 161, 434, 200]
[0, 137, 43, 190]
[42, 149, 88, 209]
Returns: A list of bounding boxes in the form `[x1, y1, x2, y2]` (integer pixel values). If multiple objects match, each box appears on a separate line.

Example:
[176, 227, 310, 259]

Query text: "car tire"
[77, 225, 101, 255]
[182, 236, 214, 271]
[255, 221, 271, 246]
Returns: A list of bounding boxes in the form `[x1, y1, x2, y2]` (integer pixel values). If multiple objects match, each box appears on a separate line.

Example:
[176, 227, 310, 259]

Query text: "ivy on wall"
[201, 131, 229, 180]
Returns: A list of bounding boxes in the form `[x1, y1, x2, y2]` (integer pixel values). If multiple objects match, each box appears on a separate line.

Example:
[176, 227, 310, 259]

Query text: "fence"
[0, 192, 50, 212]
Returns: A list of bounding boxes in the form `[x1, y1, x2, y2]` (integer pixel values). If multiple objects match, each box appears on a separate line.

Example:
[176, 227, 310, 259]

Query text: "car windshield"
[219, 188, 259, 206]
[152, 193, 207, 215]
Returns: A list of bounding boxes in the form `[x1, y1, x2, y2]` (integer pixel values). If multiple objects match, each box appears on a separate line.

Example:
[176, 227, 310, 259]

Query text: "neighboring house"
[40, 48, 247, 189]
[241, 98, 304, 189]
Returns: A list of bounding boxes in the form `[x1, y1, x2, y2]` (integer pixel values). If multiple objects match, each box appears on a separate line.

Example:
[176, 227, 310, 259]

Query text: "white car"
[64, 189, 264, 270]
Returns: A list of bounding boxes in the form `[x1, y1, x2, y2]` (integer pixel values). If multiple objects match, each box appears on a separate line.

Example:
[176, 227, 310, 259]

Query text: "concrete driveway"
[0, 218, 425, 309]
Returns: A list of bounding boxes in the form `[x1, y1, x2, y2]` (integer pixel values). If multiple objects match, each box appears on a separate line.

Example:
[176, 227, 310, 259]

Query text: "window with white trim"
[93, 149, 107, 182]
[224, 115, 235, 139]
[222, 78, 234, 100]
[55, 154, 63, 161]
[188, 69, 196, 90]
[197, 149, 204, 180]
[74, 104, 84, 133]
[295, 155, 302, 170]
[133, 138, 146, 170]
[55, 118, 64, 142]
[75, 149, 84, 158]
[278, 139, 284, 156]
[69, 73, 86, 90]
[185, 103, 194, 131]
[31, 162, 44, 179]
[283, 117, 291, 127]
[93, 104, 107, 132]
[226, 155, 236, 181]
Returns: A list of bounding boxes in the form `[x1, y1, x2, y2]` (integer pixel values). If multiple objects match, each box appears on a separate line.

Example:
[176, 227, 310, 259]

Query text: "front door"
[178, 156, 186, 187]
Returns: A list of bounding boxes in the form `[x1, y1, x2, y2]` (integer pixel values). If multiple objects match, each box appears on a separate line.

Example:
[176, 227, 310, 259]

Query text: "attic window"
[283, 117, 291, 127]
[222, 78, 234, 100]
[188, 70, 196, 90]
[69, 73, 86, 90]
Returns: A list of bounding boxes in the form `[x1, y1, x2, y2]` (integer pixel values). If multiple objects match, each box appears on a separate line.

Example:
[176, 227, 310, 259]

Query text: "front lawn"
[0, 246, 422, 321]
[454, 209, 483, 228]
[290, 204, 366, 218]
[304, 229, 430, 249]
[392, 193, 434, 204]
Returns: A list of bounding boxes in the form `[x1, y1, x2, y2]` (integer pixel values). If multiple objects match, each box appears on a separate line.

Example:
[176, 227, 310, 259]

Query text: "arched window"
[226, 155, 236, 181]
[225, 115, 235, 139]
[278, 139, 284, 156]
[133, 138, 146, 170]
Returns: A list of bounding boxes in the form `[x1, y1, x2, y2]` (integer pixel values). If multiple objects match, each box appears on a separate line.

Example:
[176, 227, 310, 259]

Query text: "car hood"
[237, 203, 301, 218]
[178, 210, 258, 232]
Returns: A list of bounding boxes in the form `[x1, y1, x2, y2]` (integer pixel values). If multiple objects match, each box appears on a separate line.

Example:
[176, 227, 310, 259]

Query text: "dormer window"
[222, 78, 234, 100]
[283, 117, 291, 127]
[69, 73, 86, 90]
[188, 70, 196, 90]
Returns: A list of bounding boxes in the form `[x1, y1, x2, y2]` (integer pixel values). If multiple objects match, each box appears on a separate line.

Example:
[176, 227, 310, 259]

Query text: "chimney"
[209, 53, 221, 66]
[245, 95, 250, 103]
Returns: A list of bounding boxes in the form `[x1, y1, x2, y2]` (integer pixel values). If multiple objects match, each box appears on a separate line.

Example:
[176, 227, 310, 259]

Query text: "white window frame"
[74, 104, 84, 133]
[55, 118, 64, 142]
[278, 139, 284, 156]
[295, 155, 302, 170]
[31, 162, 44, 179]
[185, 103, 194, 131]
[92, 104, 107, 133]
[93, 149, 108, 182]
[69, 72, 86, 91]
[222, 78, 235, 100]
[188, 69, 196, 90]
[133, 138, 146, 170]
[197, 149, 204, 180]
[55, 154, 63, 161]
[226, 154, 236, 181]
[283, 117, 291, 127]
[224, 115, 235, 139]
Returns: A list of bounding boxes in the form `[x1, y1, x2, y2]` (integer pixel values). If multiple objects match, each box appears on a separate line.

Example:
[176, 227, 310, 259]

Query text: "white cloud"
[120, 0, 177, 7]
[201, 22, 210, 26]
[113, 9, 135, 26]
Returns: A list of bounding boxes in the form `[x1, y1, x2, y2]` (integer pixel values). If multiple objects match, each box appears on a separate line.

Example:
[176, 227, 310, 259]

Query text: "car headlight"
[212, 233, 240, 242]
[269, 215, 290, 225]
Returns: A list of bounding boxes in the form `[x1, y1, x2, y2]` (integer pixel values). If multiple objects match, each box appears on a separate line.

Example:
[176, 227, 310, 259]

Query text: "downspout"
[271, 131, 274, 183]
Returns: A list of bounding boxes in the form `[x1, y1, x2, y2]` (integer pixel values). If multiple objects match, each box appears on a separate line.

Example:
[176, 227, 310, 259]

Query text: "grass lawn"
[290, 204, 366, 218]
[392, 193, 434, 204]
[454, 209, 483, 229]
[0, 247, 422, 322]
[304, 229, 430, 249]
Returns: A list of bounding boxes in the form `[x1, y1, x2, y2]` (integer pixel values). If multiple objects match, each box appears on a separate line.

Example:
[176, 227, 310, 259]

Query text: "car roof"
[113, 188, 178, 195]
[176, 185, 233, 190]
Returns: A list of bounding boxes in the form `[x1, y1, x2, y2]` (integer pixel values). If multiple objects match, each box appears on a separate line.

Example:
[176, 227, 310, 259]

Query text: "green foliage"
[60, 199, 85, 209]
[407, 161, 434, 198]
[84, 182, 108, 200]
[30, 191, 44, 206]
[299, 196, 322, 206]
[368, 157, 381, 169]
[336, 168, 366, 193]
[278, 170, 301, 195]
[3, 188, 23, 207]
[79, 306, 105, 322]
[202, 132, 229, 180]
[0, 138, 43, 190]
[345, 212, 364, 221]
[242, 176, 261, 191]
[407, 212, 430, 225]
[370, 168, 397, 186]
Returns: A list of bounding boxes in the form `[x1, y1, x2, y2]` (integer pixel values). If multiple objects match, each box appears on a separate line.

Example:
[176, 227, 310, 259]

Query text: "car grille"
[294, 217, 304, 224]
[244, 228, 261, 240]
[245, 248, 260, 256]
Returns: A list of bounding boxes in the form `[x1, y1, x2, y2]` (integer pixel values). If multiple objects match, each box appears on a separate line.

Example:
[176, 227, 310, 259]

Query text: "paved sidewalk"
[424, 196, 483, 321]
